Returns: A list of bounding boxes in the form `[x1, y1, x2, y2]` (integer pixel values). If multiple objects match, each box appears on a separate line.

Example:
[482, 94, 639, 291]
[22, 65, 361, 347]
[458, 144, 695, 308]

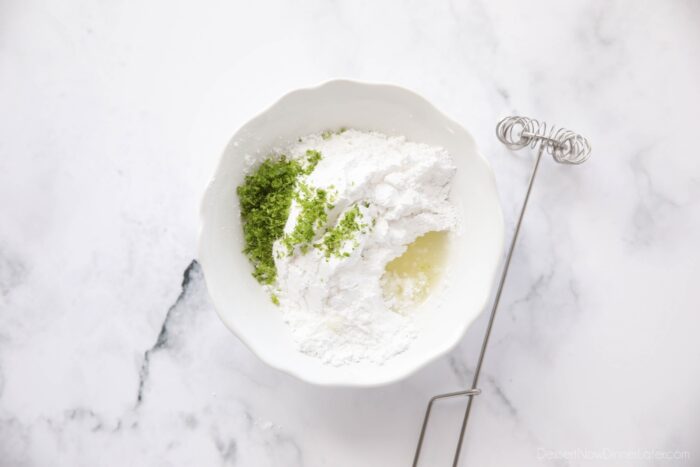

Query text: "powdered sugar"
[273, 129, 456, 365]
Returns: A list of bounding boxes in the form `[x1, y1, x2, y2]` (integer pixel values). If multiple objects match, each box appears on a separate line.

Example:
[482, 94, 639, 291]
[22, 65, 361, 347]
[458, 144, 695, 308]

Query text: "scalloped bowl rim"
[198, 79, 504, 387]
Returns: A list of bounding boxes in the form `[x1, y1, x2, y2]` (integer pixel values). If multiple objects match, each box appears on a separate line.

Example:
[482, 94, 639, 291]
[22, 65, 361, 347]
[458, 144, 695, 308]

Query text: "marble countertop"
[2, 1, 699, 465]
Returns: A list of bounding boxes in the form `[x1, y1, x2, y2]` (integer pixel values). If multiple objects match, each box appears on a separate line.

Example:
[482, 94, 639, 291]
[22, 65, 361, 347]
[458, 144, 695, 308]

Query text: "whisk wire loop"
[412, 115, 590, 467]
[496, 116, 591, 164]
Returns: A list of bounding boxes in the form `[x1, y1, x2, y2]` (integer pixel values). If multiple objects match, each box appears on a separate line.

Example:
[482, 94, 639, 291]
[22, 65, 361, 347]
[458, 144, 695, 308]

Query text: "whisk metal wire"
[412, 116, 590, 467]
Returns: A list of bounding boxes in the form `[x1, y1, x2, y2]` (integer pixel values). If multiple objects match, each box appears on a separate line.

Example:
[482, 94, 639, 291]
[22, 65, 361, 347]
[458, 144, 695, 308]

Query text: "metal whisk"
[412, 116, 591, 466]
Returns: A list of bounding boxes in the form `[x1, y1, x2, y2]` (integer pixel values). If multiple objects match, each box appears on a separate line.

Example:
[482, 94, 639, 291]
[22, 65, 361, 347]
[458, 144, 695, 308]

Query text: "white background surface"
[1, 1, 699, 466]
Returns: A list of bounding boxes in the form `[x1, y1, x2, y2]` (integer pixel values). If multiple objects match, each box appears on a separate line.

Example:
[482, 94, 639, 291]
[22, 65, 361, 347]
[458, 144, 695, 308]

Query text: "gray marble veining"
[1, 0, 699, 465]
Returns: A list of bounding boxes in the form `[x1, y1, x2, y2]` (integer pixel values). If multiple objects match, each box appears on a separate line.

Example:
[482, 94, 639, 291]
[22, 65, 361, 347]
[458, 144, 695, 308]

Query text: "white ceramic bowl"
[199, 80, 503, 387]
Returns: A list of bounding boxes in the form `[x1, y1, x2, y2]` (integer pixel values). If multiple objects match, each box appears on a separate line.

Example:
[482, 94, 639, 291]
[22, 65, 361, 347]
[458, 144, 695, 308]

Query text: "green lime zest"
[282, 183, 333, 254]
[316, 204, 368, 259]
[236, 150, 323, 286]
[304, 149, 322, 173]
[321, 128, 348, 140]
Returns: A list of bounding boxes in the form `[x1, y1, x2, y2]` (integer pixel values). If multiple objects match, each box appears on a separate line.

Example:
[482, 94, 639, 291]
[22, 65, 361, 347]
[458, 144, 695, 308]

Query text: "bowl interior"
[199, 80, 503, 386]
